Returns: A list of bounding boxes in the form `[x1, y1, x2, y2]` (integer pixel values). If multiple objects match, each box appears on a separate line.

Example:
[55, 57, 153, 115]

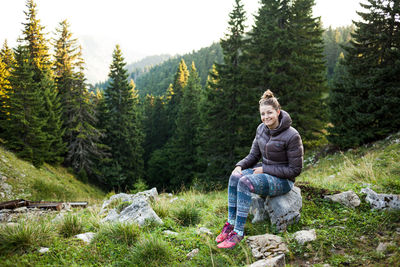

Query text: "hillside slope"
[0, 146, 105, 204]
[298, 131, 400, 194]
[0, 134, 399, 266]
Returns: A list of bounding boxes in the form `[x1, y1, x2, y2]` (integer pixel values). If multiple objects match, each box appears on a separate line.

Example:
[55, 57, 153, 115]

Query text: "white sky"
[0, 0, 365, 83]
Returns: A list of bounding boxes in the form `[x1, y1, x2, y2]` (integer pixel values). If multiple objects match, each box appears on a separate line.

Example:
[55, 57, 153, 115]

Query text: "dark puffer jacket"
[236, 110, 303, 182]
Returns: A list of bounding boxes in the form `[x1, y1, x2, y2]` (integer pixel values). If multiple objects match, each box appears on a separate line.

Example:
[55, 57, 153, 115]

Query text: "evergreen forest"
[1, 0, 399, 192]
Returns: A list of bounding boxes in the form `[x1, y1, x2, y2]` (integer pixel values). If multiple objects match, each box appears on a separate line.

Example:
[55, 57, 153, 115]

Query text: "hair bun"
[262, 89, 274, 99]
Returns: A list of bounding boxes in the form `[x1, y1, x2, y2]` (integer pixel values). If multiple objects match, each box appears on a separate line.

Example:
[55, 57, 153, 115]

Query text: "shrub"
[173, 203, 201, 226]
[0, 221, 54, 254]
[59, 214, 83, 238]
[128, 234, 175, 266]
[129, 178, 148, 194]
[95, 222, 141, 246]
[151, 199, 170, 218]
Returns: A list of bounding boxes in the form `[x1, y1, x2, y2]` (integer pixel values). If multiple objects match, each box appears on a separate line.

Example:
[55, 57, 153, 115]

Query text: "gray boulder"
[250, 186, 302, 232]
[324, 190, 361, 208]
[248, 254, 285, 267]
[246, 234, 289, 260]
[100, 188, 163, 226]
[249, 194, 268, 223]
[361, 187, 400, 210]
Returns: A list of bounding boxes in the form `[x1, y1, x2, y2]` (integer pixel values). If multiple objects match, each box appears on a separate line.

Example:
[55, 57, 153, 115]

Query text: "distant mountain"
[126, 54, 171, 74]
[92, 42, 224, 97]
[135, 42, 223, 97]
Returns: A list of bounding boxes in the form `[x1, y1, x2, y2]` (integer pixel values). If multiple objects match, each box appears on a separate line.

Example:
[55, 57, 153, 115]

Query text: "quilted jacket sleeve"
[236, 136, 261, 170]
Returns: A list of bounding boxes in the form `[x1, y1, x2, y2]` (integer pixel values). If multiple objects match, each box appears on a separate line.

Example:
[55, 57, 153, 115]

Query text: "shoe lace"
[227, 231, 238, 242]
[222, 222, 232, 233]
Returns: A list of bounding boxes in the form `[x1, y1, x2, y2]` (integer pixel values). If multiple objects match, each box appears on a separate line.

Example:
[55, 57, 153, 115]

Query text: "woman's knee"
[238, 176, 255, 193]
[228, 173, 241, 187]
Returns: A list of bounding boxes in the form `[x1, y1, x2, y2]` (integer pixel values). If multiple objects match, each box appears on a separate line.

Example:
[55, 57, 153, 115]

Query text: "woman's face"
[260, 105, 280, 129]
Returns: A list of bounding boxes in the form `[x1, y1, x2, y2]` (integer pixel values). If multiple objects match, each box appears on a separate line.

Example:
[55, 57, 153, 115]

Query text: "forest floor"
[0, 132, 399, 266]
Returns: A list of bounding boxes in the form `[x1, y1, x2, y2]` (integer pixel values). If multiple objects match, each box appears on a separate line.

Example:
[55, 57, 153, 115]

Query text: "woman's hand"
[232, 166, 242, 175]
[253, 167, 263, 174]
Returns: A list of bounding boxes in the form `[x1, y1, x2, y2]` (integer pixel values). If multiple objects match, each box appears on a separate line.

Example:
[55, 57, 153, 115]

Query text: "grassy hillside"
[0, 134, 399, 266]
[0, 145, 105, 203]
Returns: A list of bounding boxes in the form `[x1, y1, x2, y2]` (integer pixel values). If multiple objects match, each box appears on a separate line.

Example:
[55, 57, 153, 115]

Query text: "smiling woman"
[216, 89, 304, 249]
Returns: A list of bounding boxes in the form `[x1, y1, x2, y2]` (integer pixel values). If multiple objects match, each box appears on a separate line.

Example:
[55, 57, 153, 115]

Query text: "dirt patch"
[296, 182, 341, 200]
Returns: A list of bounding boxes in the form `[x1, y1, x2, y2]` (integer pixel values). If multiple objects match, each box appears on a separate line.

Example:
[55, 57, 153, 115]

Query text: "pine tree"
[165, 59, 189, 138]
[19, 0, 65, 163]
[328, 0, 400, 148]
[142, 94, 168, 166]
[53, 20, 103, 179]
[169, 62, 202, 187]
[98, 45, 144, 191]
[0, 40, 14, 133]
[247, 0, 327, 148]
[197, 0, 251, 183]
[5, 45, 47, 166]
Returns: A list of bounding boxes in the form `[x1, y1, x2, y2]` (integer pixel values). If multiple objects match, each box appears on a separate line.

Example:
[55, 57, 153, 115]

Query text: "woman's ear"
[277, 109, 281, 115]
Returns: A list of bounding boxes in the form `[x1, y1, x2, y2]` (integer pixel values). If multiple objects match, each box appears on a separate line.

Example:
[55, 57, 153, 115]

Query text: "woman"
[216, 89, 304, 249]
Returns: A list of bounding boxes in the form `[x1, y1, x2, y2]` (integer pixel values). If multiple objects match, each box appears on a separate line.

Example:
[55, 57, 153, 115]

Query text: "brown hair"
[259, 89, 281, 110]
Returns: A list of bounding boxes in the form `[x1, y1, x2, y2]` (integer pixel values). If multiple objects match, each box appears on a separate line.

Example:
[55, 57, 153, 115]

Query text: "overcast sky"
[0, 0, 365, 83]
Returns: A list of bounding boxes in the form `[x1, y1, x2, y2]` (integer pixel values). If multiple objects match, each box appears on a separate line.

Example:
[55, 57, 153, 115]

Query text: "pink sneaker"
[217, 231, 243, 249]
[215, 222, 234, 243]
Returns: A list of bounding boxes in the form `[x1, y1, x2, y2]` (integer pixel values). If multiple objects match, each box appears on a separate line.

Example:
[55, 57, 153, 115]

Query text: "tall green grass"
[0, 221, 55, 255]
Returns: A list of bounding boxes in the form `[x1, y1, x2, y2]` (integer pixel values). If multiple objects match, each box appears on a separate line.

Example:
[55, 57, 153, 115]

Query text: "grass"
[0, 134, 399, 266]
[58, 214, 84, 238]
[0, 220, 56, 255]
[0, 145, 105, 203]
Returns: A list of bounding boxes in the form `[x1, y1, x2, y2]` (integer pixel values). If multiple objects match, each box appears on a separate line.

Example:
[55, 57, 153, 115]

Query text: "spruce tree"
[142, 94, 168, 167]
[328, 0, 400, 148]
[98, 45, 144, 191]
[169, 62, 202, 187]
[197, 0, 251, 183]
[6, 46, 47, 166]
[53, 20, 103, 179]
[0, 40, 14, 133]
[247, 0, 327, 148]
[20, 0, 65, 163]
[165, 59, 189, 138]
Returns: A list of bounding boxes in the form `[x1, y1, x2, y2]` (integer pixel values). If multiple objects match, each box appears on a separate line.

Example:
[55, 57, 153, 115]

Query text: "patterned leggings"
[228, 168, 294, 236]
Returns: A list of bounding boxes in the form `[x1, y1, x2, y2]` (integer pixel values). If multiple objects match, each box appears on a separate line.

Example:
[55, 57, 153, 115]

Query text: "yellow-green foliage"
[0, 145, 105, 203]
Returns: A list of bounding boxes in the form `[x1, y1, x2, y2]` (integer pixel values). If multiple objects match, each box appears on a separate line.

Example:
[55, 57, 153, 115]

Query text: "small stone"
[186, 248, 199, 260]
[170, 197, 179, 203]
[396, 228, 400, 234]
[38, 247, 49, 254]
[324, 191, 361, 208]
[13, 207, 28, 213]
[248, 254, 285, 267]
[293, 229, 317, 245]
[74, 232, 95, 244]
[376, 242, 393, 253]
[196, 227, 213, 236]
[246, 234, 288, 260]
[163, 230, 179, 236]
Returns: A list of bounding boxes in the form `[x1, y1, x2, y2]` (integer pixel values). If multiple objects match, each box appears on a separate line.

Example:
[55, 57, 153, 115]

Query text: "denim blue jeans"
[227, 168, 294, 236]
